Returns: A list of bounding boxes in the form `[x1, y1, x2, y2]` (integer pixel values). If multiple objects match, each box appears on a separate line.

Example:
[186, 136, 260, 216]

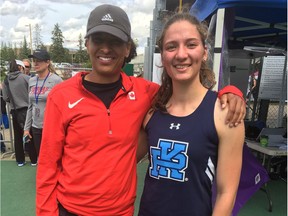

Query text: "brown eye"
[111, 39, 125, 46]
[187, 43, 197, 49]
[165, 44, 176, 51]
[91, 37, 102, 44]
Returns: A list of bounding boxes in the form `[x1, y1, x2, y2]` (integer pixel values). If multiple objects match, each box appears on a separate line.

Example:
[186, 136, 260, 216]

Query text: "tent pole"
[212, 8, 225, 91]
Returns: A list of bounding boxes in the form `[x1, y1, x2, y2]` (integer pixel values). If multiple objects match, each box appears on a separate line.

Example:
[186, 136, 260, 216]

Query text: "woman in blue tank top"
[137, 10, 245, 216]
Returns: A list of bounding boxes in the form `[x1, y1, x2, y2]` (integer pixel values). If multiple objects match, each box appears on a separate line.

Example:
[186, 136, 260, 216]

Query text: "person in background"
[246, 64, 259, 102]
[16, 59, 25, 73]
[23, 50, 62, 162]
[36, 4, 245, 216]
[137, 12, 244, 216]
[22, 58, 33, 76]
[1, 83, 7, 153]
[22, 58, 34, 153]
[2, 59, 38, 166]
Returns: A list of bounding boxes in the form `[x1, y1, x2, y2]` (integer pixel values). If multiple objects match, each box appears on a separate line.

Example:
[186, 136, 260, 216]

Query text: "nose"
[176, 45, 188, 60]
[99, 41, 112, 53]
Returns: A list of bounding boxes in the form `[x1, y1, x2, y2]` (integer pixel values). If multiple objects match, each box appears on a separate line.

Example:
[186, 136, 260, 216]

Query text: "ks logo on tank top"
[150, 139, 188, 182]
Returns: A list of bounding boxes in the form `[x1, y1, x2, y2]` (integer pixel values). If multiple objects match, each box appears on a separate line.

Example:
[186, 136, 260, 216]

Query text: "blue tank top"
[139, 90, 218, 216]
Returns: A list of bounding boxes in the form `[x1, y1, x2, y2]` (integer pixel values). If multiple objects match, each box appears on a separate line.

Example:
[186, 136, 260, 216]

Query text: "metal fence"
[246, 99, 287, 128]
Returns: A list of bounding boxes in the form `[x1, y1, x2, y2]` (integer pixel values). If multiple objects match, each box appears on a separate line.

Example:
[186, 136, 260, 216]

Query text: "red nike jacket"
[36, 72, 159, 215]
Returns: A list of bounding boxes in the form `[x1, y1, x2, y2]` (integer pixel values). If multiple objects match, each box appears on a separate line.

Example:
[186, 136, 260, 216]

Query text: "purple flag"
[212, 143, 270, 215]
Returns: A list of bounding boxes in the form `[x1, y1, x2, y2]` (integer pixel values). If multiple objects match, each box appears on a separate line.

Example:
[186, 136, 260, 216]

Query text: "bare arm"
[218, 85, 246, 127]
[212, 99, 245, 216]
[137, 110, 154, 163]
[137, 127, 149, 163]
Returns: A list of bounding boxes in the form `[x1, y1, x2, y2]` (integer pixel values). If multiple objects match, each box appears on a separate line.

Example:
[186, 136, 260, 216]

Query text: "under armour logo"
[128, 91, 136, 100]
[101, 14, 113, 22]
[170, 123, 181, 130]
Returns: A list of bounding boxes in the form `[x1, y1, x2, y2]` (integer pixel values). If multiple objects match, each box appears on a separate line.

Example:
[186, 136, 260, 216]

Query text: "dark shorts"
[58, 202, 77, 216]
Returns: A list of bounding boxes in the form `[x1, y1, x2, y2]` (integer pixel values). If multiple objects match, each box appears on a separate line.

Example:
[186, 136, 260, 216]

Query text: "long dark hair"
[9, 59, 19, 72]
[152, 12, 216, 112]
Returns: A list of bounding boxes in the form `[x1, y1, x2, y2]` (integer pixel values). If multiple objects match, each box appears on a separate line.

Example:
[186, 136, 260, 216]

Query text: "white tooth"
[176, 65, 186, 69]
[99, 57, 111, 61]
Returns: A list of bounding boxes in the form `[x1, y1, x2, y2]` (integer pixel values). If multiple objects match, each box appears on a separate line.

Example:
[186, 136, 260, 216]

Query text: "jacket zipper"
[106, 86, 129, 136]
[107, 108, 112, 135]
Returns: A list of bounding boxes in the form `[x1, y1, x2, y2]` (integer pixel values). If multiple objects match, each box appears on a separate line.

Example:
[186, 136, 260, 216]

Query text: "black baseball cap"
[85, 4, 131, 42]
[28, 49, 50, 60]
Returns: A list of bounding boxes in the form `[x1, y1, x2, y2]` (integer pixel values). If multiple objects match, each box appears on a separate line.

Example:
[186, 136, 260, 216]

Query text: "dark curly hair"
[123, 38, 137, 67]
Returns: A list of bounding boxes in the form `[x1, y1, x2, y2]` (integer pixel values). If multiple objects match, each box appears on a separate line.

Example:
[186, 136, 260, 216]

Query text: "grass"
[0, 160, 286, 216]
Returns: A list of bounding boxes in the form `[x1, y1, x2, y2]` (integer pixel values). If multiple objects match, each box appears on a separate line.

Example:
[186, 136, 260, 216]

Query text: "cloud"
[0, 0, 156, 54]
[46, 0, 99, 3]
[6, 0, 29, 3]
[130, 11, 152, 43]
[0, 1, 23, 15]
[25, 3, 51, 19]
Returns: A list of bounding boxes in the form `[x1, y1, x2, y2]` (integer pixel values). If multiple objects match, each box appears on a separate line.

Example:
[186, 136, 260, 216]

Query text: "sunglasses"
[25, 66, 31, 68]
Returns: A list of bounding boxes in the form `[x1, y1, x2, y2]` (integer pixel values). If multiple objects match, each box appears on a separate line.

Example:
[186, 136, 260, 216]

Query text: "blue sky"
[0, 0, 155, 54]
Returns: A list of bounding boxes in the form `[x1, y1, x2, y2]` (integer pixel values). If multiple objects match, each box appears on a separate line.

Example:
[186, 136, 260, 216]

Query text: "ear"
[85, 39, 88, 47]
[85, 39, 90, 54]
[203, 45, 208, 62]
[125, 42, 131, 58]
[160, 51, 164, 62]
[125, 51, 130, 58]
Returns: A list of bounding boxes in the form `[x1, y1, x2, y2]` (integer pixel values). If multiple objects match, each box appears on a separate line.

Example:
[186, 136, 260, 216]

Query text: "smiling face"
[161, 20, 207, 84]
[86, 32, 131, 83]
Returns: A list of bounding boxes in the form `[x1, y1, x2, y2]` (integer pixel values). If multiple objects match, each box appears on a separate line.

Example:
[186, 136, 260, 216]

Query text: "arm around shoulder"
[217, 85, 246, 127]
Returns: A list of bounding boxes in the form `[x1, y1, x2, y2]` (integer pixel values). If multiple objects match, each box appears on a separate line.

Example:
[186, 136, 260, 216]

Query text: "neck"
[85, 71, 121, 84]
[166, 81, 207, 116]
[37, 70, 49, 79]
[174, 80, 206, 100]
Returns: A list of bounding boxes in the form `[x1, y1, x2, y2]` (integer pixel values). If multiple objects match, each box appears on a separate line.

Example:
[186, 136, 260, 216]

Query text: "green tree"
[1, 43, 9, 61]
[19, 36, 30, 59]
[0, 42, 16, 78]
[0, 57, 8, 81]
[0, 42, 16, 61]
[13, 43, 19, 59]
[34, 24, 45, 50]
[75, 34, 89, 64]
[50, 23, 67, 63]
